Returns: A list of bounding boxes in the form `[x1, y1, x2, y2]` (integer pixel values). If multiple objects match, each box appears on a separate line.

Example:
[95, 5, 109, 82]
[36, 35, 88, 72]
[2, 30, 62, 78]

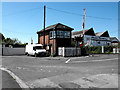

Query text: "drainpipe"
[52, 28, 55, 56]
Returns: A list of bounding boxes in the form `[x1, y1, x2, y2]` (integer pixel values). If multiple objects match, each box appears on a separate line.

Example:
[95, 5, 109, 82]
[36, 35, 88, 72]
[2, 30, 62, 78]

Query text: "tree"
[0, 33, 5, 44]
[3, 38, 21, 45]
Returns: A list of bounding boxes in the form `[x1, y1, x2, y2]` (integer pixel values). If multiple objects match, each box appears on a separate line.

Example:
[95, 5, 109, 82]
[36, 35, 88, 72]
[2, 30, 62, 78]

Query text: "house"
[95, 31, 111, 46]
[72, 28, 112, 46]
[37, 23, 74, 56]
[110, 37, 119, 46]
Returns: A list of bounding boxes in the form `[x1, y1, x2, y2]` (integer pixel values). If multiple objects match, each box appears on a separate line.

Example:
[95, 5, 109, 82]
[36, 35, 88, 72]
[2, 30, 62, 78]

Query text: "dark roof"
[95, 31, 110, 37]
[37, 23, 74, 34]
[110, 37, 118, 40]
[72, 28, 95, 36]
[110, 37, 119, 42]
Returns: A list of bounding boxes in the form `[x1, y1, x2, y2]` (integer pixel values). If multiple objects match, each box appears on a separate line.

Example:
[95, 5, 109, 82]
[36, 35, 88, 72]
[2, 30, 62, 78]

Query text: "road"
[1, 54, 119, 89]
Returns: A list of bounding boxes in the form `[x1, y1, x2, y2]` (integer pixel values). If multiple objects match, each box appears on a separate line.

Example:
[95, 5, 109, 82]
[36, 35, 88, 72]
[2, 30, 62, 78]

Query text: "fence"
[2, 47, 25, 56]
[58, 47, 81, 57]
[113, 48, 120, 54]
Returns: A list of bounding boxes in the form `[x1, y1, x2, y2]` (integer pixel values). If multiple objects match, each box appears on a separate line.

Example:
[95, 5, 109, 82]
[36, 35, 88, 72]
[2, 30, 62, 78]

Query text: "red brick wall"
[39, 35, 49, 45]
[38, 31, 72, 55]
[49, 39, 57, 55]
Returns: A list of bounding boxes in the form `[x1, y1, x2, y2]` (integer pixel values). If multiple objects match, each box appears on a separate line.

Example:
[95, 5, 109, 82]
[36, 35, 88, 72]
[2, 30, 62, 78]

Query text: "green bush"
[45, 51, 51, 57]
[90, 46, 102, 53]
[81, 46, 89, 55]
[82, 46, 115, 54]
[104, 46, 113, 53]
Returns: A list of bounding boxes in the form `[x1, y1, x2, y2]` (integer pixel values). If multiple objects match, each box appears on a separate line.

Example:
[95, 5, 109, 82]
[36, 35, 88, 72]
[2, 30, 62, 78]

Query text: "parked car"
[25, 44, 46, 57]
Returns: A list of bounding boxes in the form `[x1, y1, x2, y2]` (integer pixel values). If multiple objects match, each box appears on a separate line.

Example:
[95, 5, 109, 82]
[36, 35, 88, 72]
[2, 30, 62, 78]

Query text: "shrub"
[82, 46, 115, 54]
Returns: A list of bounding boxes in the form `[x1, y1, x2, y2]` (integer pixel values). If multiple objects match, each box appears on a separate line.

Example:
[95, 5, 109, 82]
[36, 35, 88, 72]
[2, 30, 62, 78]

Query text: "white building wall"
[83, 35, 111, 46]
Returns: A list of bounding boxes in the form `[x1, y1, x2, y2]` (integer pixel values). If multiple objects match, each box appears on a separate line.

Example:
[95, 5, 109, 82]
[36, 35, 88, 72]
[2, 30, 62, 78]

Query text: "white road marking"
[65, 58, 71, 63]
[65, 56, 89, 63]
[0, 67, 30, 89]
[68, 58, 118, 63]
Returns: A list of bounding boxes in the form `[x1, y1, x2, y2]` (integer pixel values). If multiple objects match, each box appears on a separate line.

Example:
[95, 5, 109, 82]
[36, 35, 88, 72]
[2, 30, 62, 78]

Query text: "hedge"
[81, 46, 117, 54]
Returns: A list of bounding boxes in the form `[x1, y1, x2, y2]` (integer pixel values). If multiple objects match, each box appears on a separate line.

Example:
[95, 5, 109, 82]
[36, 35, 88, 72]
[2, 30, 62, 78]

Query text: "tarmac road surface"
[1, 54, 119, 89]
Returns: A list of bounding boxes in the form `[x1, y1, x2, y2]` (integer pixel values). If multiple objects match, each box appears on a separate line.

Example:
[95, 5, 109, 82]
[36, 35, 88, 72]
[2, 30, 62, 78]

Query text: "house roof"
[72, 28, 95, 37]
[110, 37, 119, 42]
[95, 32, 104, 36]
[37, 23, 74, 34]
[72, 30, 88, 35]
[95, 31, 110, 37]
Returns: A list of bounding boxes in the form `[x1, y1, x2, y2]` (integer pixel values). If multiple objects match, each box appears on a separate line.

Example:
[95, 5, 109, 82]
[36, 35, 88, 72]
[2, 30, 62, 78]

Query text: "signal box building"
[37, 23, 74, 55]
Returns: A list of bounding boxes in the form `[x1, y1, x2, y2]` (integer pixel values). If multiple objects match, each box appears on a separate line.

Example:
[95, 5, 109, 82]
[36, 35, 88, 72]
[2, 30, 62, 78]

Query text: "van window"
[33, 46, 43, 50]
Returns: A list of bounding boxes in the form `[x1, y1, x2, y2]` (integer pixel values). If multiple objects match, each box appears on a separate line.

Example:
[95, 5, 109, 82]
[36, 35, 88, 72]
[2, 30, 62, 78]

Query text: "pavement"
[1, 54, 119, 89]
[1, 70, 22, 90]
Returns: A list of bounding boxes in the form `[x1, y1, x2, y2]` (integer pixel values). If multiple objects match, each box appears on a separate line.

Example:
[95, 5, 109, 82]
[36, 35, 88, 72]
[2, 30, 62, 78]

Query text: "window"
[49, 31, 56, 39]
[60, 31, 64, 38]
[98, 41, 100, 44]
[57, 31, 61, 38]
[49, 31, 70, 39]
[64, 31, 70, 38]
[33, 46, 43, 51]
[58, 31, 70, 38]
[50, 31, 52, 37]
[53, 31, 56, 38]
[87, 37, 90, 40]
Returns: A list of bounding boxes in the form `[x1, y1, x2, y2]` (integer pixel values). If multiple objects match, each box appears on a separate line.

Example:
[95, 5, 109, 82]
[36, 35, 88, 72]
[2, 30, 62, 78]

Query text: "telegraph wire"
[3, 5, 112, 20]
[4, 7, 42, 17]
[46, 6, 112, 20]
[47, 7, 83, 16]
[86, 15, 112, 20]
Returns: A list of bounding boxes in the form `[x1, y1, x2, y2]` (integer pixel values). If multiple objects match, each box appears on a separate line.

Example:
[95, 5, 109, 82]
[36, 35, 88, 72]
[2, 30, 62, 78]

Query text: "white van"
[25, 44, 46, 57]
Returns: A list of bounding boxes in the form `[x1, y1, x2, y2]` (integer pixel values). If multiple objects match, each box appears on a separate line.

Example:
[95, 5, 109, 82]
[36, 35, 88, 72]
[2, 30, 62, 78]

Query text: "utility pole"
[82, 8, 86, 35]
[31, 37, 33, 44]
[82, 8, 86, 46]
[43, 5, 46, 48]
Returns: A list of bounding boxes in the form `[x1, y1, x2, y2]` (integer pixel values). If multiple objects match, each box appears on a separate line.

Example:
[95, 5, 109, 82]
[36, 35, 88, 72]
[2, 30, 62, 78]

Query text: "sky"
[1, 2, 118, 44]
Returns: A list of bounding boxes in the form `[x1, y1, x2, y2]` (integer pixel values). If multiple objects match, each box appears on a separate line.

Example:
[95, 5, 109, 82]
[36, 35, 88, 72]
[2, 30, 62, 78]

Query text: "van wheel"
[34, 53, 37, 57]
[27, 53, 29, 56]
[25, 52, 27, 55]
